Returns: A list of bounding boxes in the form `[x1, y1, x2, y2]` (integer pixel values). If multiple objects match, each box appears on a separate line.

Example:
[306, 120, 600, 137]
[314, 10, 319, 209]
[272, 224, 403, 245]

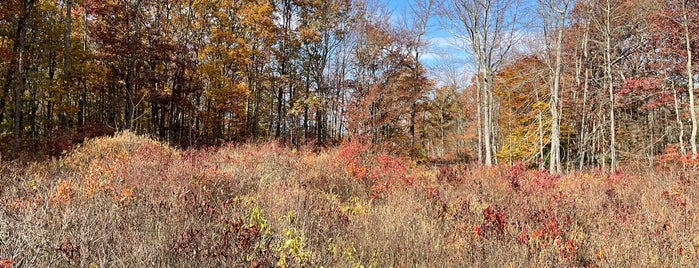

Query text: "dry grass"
[1, 132, 698, 267]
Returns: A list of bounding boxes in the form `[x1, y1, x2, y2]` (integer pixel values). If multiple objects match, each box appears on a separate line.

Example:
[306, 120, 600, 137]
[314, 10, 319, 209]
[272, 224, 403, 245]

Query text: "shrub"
[1, 133, 698, 266]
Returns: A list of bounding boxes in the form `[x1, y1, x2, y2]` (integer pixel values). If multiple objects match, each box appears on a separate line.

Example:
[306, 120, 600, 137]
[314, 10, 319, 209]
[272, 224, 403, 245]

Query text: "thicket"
[1, 132, 698, 266]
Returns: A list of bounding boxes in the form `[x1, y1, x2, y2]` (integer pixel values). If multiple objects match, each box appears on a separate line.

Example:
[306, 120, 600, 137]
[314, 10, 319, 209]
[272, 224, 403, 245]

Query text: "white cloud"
[427, 36, 467, 50]
[420, 37, 470, 62]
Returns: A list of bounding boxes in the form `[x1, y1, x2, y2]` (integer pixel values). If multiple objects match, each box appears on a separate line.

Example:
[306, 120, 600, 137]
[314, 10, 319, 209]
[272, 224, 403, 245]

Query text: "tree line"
[1, 0, 698, 172]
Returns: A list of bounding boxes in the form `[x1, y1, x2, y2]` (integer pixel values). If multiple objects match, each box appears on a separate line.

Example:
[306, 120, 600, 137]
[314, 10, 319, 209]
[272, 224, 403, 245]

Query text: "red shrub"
[436, 165, 462, 185]
[475, 205, 506, 239]
[506, 162, 527, 191]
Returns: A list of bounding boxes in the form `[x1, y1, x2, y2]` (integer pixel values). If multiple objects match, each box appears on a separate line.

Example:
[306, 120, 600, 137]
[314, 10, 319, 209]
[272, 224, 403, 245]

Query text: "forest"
[0, 0, 694, 171]
[1, 0, 699, 266]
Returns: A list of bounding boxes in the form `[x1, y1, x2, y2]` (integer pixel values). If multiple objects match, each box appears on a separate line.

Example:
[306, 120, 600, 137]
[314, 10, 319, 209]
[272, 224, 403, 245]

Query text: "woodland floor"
[1, 132, 698, 267]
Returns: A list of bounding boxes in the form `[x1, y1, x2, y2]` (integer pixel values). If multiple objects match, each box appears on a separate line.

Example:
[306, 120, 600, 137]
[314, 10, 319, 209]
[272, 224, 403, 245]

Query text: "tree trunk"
[14, 40, 24, 144]
[579, 67, 590, 169]
[0, 62, 15, 127]
[78, 5, 88, 126]
[125, 61, 135, 130]
[578, 15, 591, 170]
[548, 1, 568, 174]
[124, 1, 141, 131]
[683, 0, 697, 157]
[476, 78, 483, 164]
[673, 83, 686, 155]
[410, 101, 417, 146]
[13, 0, 37, 146]
[62, 0, 73, 132]
[604, 0, 616, 172]
[489, 76, 497, 165]
[484, 69, 493, 166]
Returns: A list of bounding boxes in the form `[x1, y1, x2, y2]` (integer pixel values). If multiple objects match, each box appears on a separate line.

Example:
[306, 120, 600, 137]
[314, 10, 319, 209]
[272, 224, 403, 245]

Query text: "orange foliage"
[49, 181, 74, 206]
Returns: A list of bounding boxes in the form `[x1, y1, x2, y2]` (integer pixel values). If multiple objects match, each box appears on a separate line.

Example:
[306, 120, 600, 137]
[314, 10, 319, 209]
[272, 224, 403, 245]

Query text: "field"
[1, 132, 698, 267]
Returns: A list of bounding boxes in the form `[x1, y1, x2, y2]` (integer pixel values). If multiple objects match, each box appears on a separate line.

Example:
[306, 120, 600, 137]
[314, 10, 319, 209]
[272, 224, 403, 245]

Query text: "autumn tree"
[426, 84, 461, 158]
[89, 0, 148, 131]
[494, 56, 550, 166]
[564, 0, 647, 170]
[428, 57, 476, 160]
[646, 0, 699, 157]
[442, 0, 522, 166]
[0, 0, 38, 145]
[295, 0, 351, 144]
[344, 1, 432, 153]
[402, 0, 436, 149]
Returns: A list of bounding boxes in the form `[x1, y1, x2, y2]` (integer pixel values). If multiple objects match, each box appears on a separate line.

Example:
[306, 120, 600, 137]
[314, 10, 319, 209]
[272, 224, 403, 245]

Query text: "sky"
[379, 0, 546, 86]
[380, 0, 473, 85]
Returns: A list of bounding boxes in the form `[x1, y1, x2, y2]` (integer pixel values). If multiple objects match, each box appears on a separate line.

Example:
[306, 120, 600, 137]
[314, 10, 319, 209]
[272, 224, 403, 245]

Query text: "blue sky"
[380, 0, 459, 50]
[380, 0, 472, 84]
[378, 0, 545, 85]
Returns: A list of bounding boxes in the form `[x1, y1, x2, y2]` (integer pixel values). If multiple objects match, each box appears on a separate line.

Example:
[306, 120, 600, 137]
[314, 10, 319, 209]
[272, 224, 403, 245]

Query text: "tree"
[296, 0, 352, 145]
[494, 56, 550, 165]
[538, 0, 571, 173]
[62, 0, 73, 131]
[651, 0, 699, 158]
[89, 0, 146, 130]
[404, 0, 436, 148]
[566, 1, 594, 169]
[567, 0, 646, 170]
[678, 0, 699, 158]
[426, 84, 460, 158]
[442, 0, 522, 166]
[11, 0, 38, 145]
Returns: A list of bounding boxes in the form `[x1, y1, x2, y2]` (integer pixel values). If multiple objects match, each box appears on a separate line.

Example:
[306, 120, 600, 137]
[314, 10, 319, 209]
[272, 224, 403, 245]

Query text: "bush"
[1, 133, 698, 266]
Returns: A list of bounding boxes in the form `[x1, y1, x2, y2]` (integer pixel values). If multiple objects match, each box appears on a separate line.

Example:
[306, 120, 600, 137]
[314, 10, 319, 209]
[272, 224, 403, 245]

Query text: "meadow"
[1, 132, 698, 267]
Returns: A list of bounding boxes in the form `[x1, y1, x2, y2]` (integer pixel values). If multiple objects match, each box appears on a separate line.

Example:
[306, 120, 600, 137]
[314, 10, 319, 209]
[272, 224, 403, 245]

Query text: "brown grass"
[1, 132, 698, 267]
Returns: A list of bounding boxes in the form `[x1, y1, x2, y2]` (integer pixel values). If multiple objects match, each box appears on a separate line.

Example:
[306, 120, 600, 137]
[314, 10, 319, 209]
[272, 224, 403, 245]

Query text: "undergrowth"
[1, 132, 698, 267]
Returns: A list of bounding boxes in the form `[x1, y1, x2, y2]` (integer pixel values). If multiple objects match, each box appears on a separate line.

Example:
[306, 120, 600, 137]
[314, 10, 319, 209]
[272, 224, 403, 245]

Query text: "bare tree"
[602, 0, 617, 171]
[538, 0, 570, 174]
[583, 0, 647, 171]
[442, 0, 521, 166]
[678, 0, 698, 157]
